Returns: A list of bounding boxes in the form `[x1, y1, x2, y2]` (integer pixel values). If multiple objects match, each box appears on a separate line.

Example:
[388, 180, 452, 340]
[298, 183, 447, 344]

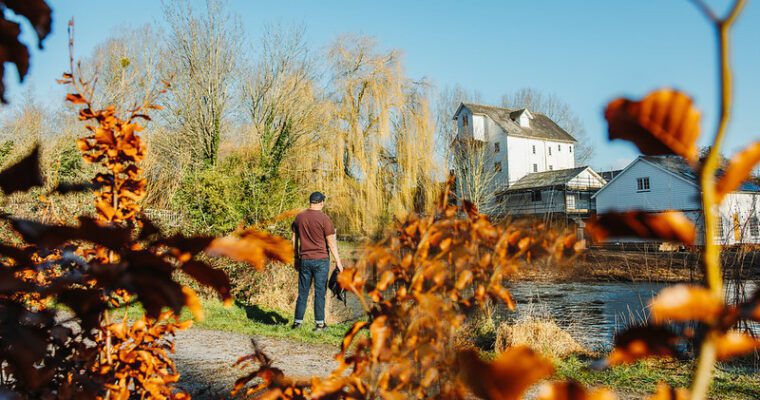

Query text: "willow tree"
[318, 35, 437, 237]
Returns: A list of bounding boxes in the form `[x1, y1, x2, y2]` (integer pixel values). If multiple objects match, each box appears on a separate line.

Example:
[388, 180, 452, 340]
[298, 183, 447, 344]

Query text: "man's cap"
[309, 191, 326, 203]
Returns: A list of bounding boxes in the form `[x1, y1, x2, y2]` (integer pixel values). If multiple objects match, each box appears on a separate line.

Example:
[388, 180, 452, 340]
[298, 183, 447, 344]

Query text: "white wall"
[473, 115, 485, 141]
[456, 108, 472, 139]
[595, 159, 701, 214]
[714, 192, 760, 245]
[505, 136, 575, 184]
[569, 168, 605, 189]
[595, 158, 760, 245]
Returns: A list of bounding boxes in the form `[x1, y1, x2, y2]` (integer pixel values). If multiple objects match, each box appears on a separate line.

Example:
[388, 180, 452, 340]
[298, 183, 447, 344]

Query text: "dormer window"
[511, 109, 533, 128]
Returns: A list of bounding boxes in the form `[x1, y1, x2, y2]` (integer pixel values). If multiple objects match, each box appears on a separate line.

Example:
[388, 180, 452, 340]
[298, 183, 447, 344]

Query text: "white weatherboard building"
[452, 103, 605, 217]
[593, 155, 760, 245]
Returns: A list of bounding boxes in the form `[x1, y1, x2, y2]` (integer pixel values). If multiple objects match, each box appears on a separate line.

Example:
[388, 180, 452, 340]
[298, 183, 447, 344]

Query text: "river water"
[502, 281, 759, 350]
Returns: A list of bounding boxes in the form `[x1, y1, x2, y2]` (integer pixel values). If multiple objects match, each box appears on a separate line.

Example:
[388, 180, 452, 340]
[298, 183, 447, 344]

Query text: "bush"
[172, 151, 307, 236]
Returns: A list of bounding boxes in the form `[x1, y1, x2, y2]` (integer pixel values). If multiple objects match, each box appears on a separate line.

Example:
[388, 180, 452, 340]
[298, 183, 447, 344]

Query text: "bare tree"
[501, 88, 593, 164]
[162, 0, 240, 168]
[433, 83, 482, 173]
[79, 25, 165, 115]
[242, 24, 325, 179]
[451, 137, 499, 214]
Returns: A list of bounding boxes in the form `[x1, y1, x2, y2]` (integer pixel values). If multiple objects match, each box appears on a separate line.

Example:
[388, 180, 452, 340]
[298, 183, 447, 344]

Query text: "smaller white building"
[593, 155, 760, 245]
[495, 166, 606, 218]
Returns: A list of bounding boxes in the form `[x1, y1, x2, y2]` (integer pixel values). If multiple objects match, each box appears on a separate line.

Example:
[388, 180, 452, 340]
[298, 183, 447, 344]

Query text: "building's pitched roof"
[643, 155, 760, 192]
[458, 102, 577, 143]
[595, 156, 760, 198]
[641, 156, 699, 183]
[505, 166, 595, 192]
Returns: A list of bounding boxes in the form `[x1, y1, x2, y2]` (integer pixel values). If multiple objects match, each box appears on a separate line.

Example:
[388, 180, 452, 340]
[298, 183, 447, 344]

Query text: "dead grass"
[495, 316, 591, 360]
[216, 259, 360, 325]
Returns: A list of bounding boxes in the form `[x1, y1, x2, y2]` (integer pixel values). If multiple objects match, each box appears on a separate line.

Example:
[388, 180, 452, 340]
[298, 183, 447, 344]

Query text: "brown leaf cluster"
[0, 51, 293, 398]
[605, 89, 700, 164]
[234, 187, 588, 399]
[92, 312, 192, 400]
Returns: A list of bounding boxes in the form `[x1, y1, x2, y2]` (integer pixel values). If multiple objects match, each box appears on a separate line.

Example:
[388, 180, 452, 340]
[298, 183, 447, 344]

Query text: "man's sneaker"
[313, 323, 327, 332]
[290, 322, 302, 330]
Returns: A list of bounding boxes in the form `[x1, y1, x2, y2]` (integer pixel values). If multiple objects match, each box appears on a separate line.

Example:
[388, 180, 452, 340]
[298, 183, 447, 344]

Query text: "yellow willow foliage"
[316, 35, 438, 237]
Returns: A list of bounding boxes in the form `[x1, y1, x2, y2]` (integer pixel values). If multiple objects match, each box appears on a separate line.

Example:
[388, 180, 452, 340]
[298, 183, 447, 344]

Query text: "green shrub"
[172, 152, 305, 235]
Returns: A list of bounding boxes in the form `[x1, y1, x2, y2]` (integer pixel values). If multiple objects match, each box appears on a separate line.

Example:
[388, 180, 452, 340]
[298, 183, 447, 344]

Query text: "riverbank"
[513, 248, 760, 282]
[165, 299, 759, 399]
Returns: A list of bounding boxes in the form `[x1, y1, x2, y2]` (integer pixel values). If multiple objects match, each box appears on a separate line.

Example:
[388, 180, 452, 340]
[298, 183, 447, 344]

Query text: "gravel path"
[172, 328, 338, 399]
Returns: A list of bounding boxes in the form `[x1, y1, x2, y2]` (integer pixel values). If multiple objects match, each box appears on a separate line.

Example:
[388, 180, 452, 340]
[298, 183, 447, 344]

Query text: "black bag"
[328, 268, 346, 304]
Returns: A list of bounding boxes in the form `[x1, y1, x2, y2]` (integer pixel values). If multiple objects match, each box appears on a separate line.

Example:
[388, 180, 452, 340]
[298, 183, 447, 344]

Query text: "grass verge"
[556, 356, 760, 400]
[119, 297, 358, 346]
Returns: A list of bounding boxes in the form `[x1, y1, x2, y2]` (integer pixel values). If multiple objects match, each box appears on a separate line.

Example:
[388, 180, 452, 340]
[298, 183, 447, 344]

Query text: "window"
[750, 216, 759, 237]
[532, 145, 536, 154]
[531, 191, 542, 202]
[636, 177, 650, 191]
[558, 144, 561, 152]
[548, 147, 552, 156]
[462, 115, 468, 127]
[549, 165, 553, 171]
[494, 142, 500, 152]
[715, 217, 724, 239]
[569, 146, 573, 153]
[533, 164, 538, 172]
[495, 162, 502, 172]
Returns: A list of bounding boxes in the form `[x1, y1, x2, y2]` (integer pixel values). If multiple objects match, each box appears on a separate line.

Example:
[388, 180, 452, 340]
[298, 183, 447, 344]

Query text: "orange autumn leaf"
[370, 316, 390, 361]
[649, 284, 724, 324]
[206, 228, 293, 270]
[65, 92, 87, 104]
[95, 199, 117, 221]
[606, 326, 681, 366]
[646, 383, 690, 400]
[458, 346, 554, 400]
[182, 286, 204, 321]
[716, 141, 760, 202]
[586, 211, 695, 245]
[537, 381, 618, 400]
[605, 89, 700, 164]
[375, 270, 396, 291]
[341, 321, 368, 354]
[714, 331, 760, 361]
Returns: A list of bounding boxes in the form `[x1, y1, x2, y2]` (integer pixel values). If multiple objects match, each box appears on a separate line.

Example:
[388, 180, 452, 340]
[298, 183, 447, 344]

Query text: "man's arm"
[326, 234, 343, 271]
[291, 231, 299, 269]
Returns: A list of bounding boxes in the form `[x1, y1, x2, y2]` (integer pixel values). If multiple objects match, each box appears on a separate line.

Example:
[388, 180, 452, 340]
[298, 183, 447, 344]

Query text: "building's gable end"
[594, 158, 701, 214]
[638, 157, 700, 189]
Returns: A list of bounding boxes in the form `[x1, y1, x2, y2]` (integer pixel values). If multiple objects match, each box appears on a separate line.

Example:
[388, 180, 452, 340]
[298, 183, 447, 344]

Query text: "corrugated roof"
[506, 166, 590, 191]
[460, 102, 577, 143]
[643, 155, 760, 192]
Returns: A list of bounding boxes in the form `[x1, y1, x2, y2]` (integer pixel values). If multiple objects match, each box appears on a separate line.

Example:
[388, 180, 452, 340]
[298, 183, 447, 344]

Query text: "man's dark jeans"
[294, 258, 329, 324]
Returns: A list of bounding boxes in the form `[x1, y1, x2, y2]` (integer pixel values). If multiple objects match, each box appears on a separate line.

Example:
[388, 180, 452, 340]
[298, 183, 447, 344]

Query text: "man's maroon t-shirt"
[292, 209, 335, 260]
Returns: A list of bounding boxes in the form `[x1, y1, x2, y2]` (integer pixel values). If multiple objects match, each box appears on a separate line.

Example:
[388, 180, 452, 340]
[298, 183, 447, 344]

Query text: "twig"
[691, 1, 746, 399]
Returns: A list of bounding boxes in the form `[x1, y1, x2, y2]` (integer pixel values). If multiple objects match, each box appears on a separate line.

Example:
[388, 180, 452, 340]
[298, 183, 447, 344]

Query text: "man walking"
[291, 191, 343, 331]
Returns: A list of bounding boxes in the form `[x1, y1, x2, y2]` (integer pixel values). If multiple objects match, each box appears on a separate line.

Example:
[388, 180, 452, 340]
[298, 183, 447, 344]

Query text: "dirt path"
[172, 328, 338, 399]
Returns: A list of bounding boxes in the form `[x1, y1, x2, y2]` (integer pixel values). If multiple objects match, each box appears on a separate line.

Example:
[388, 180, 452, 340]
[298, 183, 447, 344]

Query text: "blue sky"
[3, 0, 759, 171]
